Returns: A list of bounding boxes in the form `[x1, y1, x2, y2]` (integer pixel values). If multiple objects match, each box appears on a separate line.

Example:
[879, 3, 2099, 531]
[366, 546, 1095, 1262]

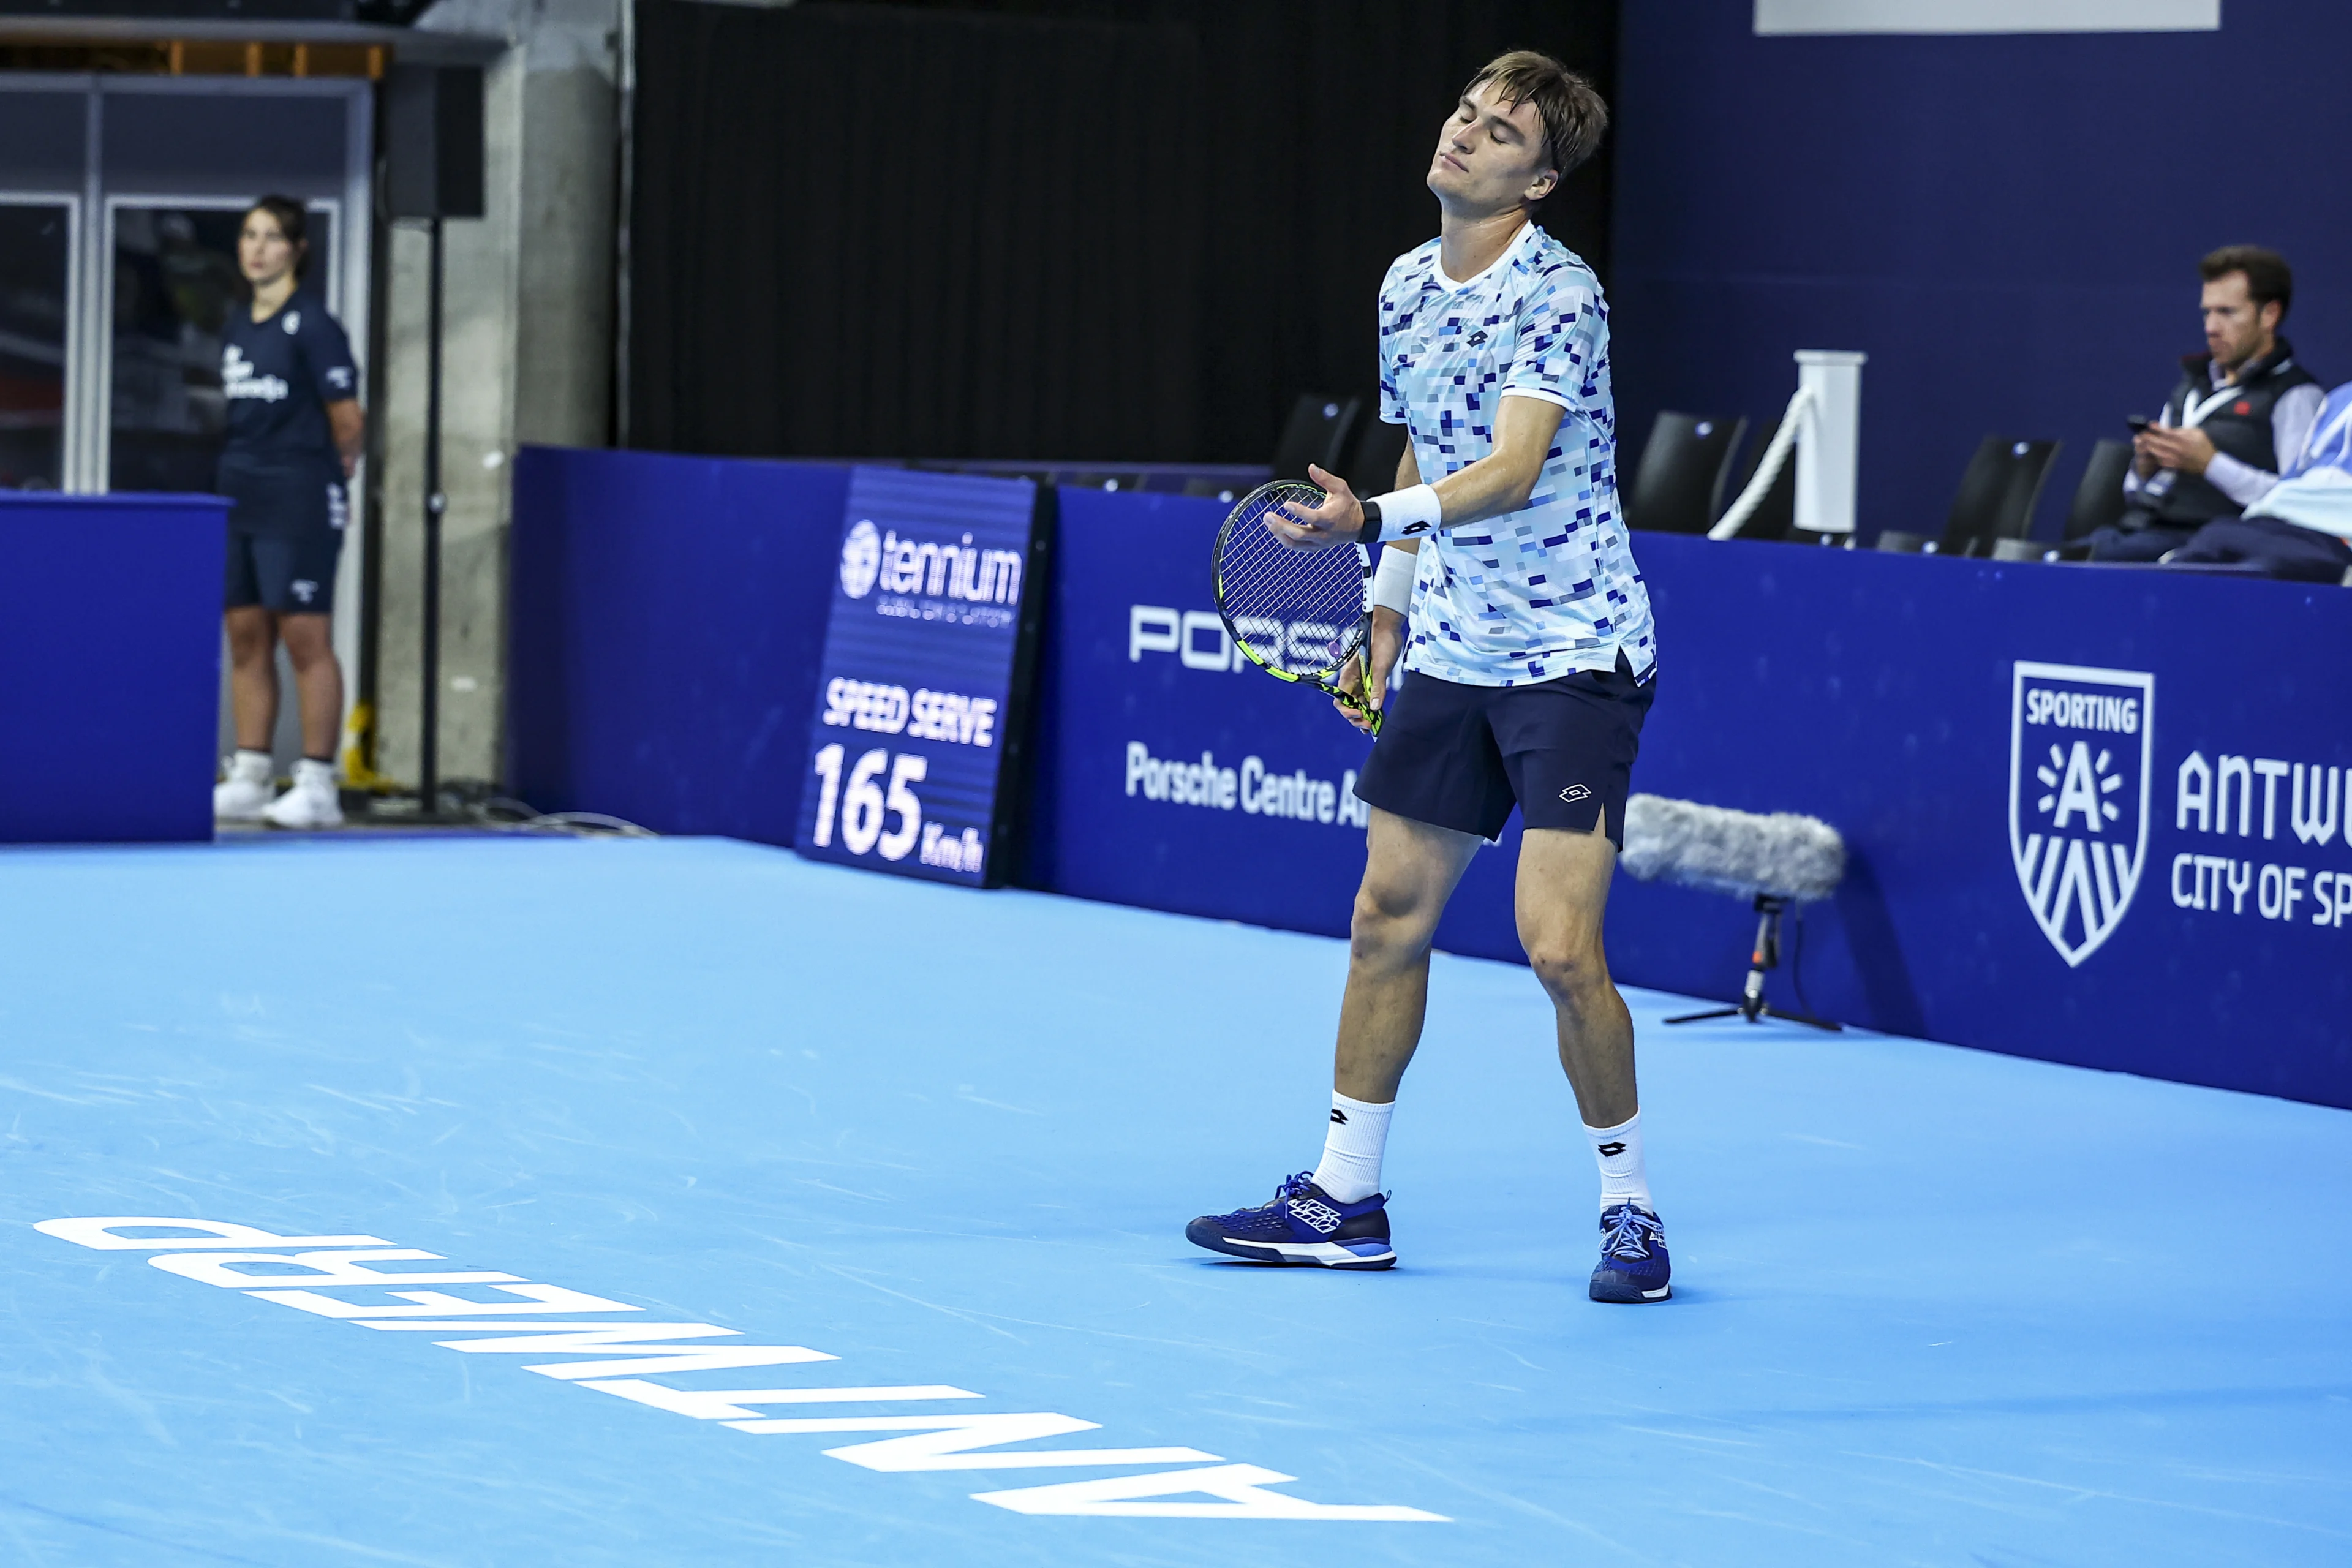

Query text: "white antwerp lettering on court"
[2010, 662, 2155, 967]
[32, 1216, 1445, 1525]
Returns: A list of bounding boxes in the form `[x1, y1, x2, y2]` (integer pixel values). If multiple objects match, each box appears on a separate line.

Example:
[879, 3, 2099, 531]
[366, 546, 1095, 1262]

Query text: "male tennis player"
[1185, 53, 1669, 1302]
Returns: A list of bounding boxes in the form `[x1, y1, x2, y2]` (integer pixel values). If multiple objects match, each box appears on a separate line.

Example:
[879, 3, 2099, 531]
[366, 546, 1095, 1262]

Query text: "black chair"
[1343, 413, 1410, 494]
[1627, 411, 1749, 534]
[1273, 394, 1362, 480]
[1883, 436, 2062, 555]
[2063, 437, 2135, 545]
[1719, 417, 1797, 541]
[1944, 435, 2062, 555]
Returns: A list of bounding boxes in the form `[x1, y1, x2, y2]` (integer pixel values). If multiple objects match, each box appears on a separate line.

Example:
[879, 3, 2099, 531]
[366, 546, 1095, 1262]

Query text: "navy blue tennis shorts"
[221, 473, 346, 614]
[1352, 658, 1656, 846]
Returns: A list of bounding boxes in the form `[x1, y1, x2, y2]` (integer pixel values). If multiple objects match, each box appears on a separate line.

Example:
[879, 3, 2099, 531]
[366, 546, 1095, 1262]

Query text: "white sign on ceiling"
[1755, 0, 2219, 34]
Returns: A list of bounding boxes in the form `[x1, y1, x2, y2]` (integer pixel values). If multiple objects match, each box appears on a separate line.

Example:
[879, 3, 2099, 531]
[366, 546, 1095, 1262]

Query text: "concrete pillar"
[374, 0, 616, 791]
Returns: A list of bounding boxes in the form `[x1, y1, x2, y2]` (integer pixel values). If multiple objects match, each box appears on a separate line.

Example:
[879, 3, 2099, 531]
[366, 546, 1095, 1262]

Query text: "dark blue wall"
[1611, 5, 2352, 541]
[508, 447, 850, 841]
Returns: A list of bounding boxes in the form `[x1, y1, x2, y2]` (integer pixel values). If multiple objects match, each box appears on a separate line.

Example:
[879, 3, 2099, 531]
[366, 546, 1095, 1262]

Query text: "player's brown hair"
[2198, 244, 2292, 321]
[244, 194, 312, 279]
[1465, 50, 1609, 182]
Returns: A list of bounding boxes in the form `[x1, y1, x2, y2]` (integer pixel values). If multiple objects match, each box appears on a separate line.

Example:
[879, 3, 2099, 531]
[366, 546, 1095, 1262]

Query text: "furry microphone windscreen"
[1617, 794, 1846, 904]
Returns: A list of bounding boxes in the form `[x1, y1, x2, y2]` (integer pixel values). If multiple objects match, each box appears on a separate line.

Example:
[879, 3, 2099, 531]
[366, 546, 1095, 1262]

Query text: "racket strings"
[1216, 485, 1367, 678]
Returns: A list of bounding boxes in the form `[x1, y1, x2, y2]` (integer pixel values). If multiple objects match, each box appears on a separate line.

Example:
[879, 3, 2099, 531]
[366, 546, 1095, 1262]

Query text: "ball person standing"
[1185, 55, 1672, 1302]
[210, 195, 363, 829]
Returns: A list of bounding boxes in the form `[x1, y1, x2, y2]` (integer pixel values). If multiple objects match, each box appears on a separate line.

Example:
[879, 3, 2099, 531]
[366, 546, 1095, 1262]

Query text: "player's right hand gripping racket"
[1212, 480, 1381, 734]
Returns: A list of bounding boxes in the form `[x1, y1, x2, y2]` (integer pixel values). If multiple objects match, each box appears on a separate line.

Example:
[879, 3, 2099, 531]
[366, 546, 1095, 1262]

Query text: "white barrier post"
[1793, 350, 1866, 538]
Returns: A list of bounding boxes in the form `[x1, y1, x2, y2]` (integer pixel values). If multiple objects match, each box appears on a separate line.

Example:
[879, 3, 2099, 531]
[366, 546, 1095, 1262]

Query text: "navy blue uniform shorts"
[1353, 659, 1656, 846]
[221, 471, 347, 614]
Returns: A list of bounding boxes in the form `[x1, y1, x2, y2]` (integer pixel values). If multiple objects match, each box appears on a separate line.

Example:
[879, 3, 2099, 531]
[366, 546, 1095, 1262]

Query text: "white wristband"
[1365, 483, 1441, 541]
[1371, 541, 1415, 616]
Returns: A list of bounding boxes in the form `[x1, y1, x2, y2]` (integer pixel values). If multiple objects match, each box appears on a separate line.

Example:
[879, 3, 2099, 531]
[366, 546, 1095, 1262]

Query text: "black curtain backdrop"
[629, 0, 1618, 463]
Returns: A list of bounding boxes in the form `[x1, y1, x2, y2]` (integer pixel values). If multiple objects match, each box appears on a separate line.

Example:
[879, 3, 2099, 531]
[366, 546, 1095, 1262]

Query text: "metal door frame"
[66, 74, 374, 496]
[0, 73, 371, 496]
[0, 189, 78, 493]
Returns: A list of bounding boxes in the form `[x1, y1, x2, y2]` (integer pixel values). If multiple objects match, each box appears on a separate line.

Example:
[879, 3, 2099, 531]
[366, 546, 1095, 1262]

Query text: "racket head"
[1212, 480, 1373, 687]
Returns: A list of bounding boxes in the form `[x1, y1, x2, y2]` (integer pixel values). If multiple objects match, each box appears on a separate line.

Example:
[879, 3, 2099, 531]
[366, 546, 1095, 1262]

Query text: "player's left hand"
[1264, 464, 1365, 550]
[1333, 606, 1404, 733]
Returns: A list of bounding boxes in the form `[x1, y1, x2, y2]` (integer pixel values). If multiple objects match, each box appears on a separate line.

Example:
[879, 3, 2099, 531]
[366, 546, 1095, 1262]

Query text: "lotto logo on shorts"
[1559, 784, 1592, 803]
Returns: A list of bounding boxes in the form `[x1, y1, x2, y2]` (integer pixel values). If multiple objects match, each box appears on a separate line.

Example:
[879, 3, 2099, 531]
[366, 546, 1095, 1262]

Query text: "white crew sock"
[1584, 1112, 1652, 1213]
[291, 758, 337, 790]
[1311, 1091, 1393, 1202]
[229, 749, 271, 783]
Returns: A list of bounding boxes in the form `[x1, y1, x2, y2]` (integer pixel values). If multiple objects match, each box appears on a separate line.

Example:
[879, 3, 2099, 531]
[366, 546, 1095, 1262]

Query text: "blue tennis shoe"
[1185, 1172, 1396, 1269]
[1589, 1202, 1672, 1302]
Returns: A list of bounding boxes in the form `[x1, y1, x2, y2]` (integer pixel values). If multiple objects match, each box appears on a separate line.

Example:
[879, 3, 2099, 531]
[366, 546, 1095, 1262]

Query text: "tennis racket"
[1211, 480, 1381, 734]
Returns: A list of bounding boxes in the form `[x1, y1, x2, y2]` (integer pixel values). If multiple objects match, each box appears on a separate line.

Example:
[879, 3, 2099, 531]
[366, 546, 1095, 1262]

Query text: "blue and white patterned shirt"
[2251, 380, 2352, 543]
[1377, 221, 1654, 686]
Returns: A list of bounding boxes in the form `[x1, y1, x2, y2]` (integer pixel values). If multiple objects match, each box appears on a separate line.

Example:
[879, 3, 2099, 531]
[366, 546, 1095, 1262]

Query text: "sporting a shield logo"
[2009, 662, 2154, 967]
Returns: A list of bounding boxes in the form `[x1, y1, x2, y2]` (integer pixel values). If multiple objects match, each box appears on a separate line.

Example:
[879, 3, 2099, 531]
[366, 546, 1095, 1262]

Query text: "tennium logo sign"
[854, 523, 1024, 607]
[839, 518, 882, 598]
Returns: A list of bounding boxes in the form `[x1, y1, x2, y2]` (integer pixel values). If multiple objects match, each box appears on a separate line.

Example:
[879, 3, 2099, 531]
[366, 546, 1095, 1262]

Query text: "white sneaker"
[263, 758, 344, 829]
[214, 750, 275, 821]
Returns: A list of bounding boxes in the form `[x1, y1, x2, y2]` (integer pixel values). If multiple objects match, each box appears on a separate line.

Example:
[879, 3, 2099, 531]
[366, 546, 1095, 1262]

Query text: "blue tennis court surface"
[4, 835, 2346, 1566]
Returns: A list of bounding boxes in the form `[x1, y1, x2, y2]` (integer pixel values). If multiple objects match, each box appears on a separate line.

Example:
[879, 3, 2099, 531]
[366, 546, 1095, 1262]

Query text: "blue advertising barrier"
[795, 468, 1045, 885]
[1031, 488, 2352, 1109]
[509, 447, 851, 842]
[0, 491, 225, 843]
[507, 454, 2348, 1105]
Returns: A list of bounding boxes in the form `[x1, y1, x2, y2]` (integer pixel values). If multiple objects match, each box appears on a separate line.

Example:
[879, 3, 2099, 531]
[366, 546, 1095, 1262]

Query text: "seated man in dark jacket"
[2089, 246, 2323, 562]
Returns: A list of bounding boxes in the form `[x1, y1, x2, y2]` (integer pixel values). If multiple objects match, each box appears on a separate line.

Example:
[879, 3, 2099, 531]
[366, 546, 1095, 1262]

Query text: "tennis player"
[210, 195, 363, 830]
[1186, 53, 1670, 1302]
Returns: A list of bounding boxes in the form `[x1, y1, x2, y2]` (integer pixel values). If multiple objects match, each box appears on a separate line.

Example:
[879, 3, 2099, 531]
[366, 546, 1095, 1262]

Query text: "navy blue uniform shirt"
[218, 285, 358, 487]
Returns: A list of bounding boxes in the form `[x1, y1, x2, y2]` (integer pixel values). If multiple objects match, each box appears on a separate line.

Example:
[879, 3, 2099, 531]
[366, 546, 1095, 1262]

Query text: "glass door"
[105, 199, 336, 494]
[0, 198, 74, 492]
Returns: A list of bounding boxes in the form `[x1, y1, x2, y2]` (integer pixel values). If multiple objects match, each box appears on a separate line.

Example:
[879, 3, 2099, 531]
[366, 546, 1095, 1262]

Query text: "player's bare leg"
[225, 606, 281, 752]
[1514, 819, 1635, 1128]
[1518, 812, 1670, 1300]
[1333, 807, 1482, 1103]
[1182, 809, 1473, 1270]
